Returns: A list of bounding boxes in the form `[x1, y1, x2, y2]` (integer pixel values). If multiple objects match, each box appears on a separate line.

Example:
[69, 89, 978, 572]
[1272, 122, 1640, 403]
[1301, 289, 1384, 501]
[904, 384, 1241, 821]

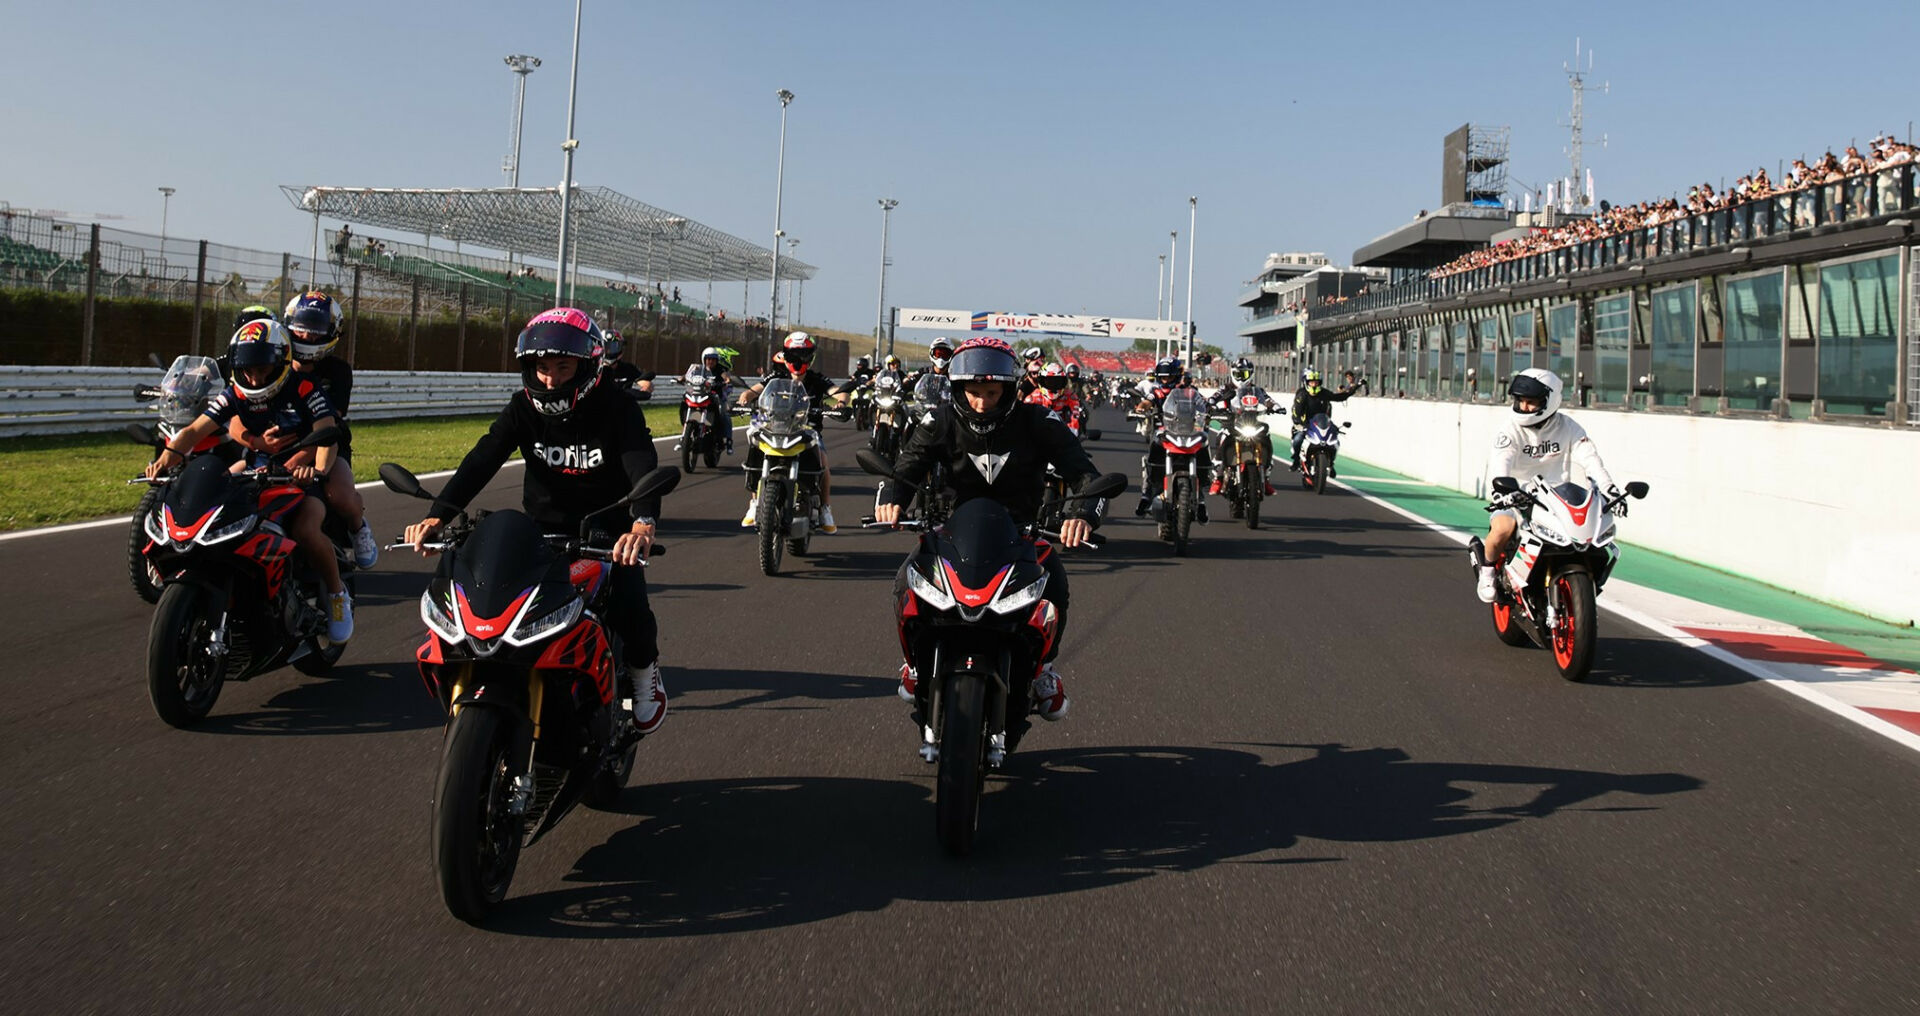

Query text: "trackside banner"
[896, 308, 1185, 341]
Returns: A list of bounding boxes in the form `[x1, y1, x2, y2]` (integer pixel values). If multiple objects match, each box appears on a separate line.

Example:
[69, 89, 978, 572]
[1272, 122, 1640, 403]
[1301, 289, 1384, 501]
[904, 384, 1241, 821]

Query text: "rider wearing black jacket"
[1288, 369, 1362, 470]
[404, 308, 669, 738]
[875, 337, 1099, 721]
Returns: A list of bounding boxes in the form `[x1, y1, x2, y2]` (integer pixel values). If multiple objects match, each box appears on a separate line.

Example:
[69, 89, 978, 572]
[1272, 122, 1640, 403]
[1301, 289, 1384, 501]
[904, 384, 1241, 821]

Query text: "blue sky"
[6, 0, 1915, 348]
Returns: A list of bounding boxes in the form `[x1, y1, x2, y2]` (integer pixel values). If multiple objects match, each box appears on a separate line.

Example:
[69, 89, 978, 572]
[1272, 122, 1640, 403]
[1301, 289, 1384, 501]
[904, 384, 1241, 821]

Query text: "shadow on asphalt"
[193, 659, 441, 736]
[1581, 637, 1756, 689]
[484, 741, 1701, 938]
[670, 667, 896, 709]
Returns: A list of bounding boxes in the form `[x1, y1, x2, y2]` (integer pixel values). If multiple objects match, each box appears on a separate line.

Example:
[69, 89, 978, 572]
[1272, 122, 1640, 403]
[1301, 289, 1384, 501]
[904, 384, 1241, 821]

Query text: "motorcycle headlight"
[989, 574, 1048, 615]
[504, 593, 583, 647]
[1530, 519, 1570, 546]
[199, 514, 255, 545]
[905, 564, 956, 612]
[421, 588, 463, 644]
[1234, 423, 1265, 438]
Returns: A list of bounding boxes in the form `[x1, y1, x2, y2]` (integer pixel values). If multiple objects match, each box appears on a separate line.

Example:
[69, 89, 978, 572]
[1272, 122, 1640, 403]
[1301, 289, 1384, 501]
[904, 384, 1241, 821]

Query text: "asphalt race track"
[4, 408, 1917, 1013]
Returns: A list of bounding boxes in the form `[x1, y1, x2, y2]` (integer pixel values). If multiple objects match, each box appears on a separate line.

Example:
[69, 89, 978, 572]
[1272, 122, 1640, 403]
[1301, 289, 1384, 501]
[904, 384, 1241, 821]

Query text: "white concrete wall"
[1272, 394, 1919, 627]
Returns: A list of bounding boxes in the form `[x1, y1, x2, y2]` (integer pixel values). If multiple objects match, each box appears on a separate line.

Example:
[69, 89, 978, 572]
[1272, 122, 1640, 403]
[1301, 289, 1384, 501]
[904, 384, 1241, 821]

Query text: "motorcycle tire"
[1551, 568, 1599, 682]
[129, 485, 164, 603]
[432, 706, 523, 925]
[147, 582, 226, 727]
[935, 672, 988, 857]
[756, 480, 786, 576]
[704, 443, 721, 468]
[1172, 476, 1193, 556]
[681, 426, 698, 474]
[586, 732, 638, 809]
[1244, 473, 1262, 530]
[1312, 452, 1330, 495]
[1491, 594, 1533, 648]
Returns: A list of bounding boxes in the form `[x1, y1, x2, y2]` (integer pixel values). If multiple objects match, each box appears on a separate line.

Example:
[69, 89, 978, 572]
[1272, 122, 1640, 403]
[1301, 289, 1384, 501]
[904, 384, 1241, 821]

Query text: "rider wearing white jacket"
[1476, 369, 1617, 602]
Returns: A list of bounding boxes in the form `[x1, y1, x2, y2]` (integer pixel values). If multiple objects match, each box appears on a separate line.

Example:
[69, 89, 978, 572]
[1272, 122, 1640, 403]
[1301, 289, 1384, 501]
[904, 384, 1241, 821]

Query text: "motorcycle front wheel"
[147, 582, 225, 727]
[1551, 568, 1598, 681]
[1243, 467, 1262, 529]
[128, 485, 164, 603]
[432, 706, 524, 924]
[935, 672, 988, 857]
[756, 480, 786, 576]
[1172, 475, 1193, 556]
[1311, 451, 1330, 495]
[681, 425, 699, 474]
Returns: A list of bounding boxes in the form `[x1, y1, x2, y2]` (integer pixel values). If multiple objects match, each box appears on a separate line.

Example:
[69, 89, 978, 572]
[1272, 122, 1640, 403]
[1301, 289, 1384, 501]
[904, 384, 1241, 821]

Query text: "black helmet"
[947, 337, 1020, 436]
[1231, 357, 1254, 384]
[227, 319, 292, 403]
[1153, 358, 1182, 387]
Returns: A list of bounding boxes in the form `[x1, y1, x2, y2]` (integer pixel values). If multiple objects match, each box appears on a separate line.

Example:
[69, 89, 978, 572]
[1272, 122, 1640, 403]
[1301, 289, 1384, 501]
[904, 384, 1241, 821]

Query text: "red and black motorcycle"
[858, 449, 1125, 856]
[1148, 389, 1209, 555]
[677, 364, 726, 473]
[133, 428, 352, 727]
[378, 462, 680, 924]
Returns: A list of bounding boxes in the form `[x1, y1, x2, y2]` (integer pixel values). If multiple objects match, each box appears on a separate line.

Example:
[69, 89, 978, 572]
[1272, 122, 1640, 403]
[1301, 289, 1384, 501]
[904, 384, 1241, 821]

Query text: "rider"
[279, 291, 378, 569]
[1015, 346, 1047, 400]
[145, 320, 353, 642]
[906, 337, 954, 387]
[682, 345, 736, 453]
[830, 353, 876, 414]
[874, 337, 1101, 721]
[1473, 369, 1617, 603]
[736, 331, 838, 533]
[1288, 368, 1362, 472]
[1024, 361, 1085, 436]
[1209, 357, 1284, 496]
[401, 308, 669, 735]
[878, 353, 906, 384]
[1133, 358, 1210, 521]
[1064, 362, 1087, 405]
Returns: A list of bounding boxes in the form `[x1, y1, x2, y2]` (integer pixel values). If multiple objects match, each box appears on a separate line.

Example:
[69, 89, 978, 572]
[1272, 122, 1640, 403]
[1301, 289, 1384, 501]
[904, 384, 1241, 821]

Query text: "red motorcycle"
[1148, 389, 1208, 555]
[677, 365, 726, 472]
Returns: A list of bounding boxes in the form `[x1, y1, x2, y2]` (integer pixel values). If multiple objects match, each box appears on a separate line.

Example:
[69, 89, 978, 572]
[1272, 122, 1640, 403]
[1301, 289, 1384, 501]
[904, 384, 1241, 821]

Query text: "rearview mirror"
[147, 352, 167, 370]
[1625, 481, 1649, 499]
[1491, 476, 1520, 495]
[132, 385, 161, 402]
[854, 449, 897, 479]
[378, 462, 430, 499]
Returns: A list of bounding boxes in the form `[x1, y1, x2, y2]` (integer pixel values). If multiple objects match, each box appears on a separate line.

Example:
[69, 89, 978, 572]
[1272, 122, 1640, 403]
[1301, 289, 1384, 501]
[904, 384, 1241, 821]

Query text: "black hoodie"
[431, 384, 660, 528]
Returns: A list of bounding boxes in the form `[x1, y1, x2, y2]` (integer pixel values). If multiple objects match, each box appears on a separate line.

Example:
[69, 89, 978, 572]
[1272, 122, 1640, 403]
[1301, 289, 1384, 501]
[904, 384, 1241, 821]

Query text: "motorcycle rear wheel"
[1551, 568, 1598, 682]
[1491, 595, 1532, 647]
[586, 732, 637, 809]
[935, 673, 988, 857]
[756, 480, 786, 576]
[128, 485, 164, 603]
[432, 706, 523, 924]
[147, 582, 225, 727]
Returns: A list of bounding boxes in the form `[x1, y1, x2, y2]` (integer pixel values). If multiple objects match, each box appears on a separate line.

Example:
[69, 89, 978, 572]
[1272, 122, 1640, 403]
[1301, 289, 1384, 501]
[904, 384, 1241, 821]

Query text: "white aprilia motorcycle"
[1475, 475, 1649, 682]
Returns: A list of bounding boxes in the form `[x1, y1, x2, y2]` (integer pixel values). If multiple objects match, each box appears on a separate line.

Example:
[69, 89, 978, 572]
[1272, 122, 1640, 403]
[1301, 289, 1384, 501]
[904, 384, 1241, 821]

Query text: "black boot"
[1134, 495, 1152, 517]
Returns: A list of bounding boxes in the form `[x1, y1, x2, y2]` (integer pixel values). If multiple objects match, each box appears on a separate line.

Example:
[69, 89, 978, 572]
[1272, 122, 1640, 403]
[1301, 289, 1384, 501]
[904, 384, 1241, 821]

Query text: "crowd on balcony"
[1431, 132, 1919, 279]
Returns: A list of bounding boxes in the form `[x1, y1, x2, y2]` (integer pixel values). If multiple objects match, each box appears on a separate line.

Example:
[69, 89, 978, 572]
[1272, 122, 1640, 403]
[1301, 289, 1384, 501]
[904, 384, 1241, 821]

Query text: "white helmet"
[1507, 368, 1563, 428]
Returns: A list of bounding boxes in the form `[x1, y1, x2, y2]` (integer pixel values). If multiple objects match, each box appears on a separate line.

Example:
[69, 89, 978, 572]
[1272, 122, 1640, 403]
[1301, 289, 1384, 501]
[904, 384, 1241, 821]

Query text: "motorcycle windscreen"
[1551, 481, 1592, 506]
[683, 365, 715, 394]
[757, 377, 811, 437]
[1306, 413, 1334, 439]
[164, 453, 246, 520]
[441, 509, 571, 621]
[1161, 390, 1203, 437]
[913, 374, 951, 405]
[935, 497, 1029, 589]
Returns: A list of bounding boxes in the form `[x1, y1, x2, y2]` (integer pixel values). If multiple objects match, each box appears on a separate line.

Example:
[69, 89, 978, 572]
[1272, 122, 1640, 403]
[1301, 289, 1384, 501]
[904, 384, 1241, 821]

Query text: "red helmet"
[781, 331, 816, 374]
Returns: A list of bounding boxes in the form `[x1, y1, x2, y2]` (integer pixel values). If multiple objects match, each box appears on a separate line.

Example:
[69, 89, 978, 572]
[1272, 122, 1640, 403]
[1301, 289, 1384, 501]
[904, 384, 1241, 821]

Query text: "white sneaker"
[1476, 566, 1496, 604]
[819, 505, 838, 534]
[326, 590, 354, 642]
[741, 496, 759, 527]
[1031, 664, 1070, 721]
[351, 520, 379, 569]
[626, 663, 667, 735]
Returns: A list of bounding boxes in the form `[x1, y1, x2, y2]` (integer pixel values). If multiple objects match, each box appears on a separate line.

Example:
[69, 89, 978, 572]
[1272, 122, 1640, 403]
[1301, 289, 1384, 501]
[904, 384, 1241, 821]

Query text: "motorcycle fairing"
[535, 617, 615, 705]
[233, 531, 297, 598]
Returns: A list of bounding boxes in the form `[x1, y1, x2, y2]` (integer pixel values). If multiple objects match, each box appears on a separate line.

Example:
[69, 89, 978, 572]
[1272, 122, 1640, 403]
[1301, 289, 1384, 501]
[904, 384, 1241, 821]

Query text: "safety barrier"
[0, 366, 688, 438]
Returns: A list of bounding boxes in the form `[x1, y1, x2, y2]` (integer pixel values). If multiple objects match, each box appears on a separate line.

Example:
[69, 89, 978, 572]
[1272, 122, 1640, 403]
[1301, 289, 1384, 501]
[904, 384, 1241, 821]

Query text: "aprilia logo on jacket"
[533, 442, 605, 471]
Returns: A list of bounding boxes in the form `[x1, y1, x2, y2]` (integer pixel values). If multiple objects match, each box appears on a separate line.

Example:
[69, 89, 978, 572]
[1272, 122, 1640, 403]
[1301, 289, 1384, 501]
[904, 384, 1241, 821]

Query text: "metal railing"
[0, 365, 689, 438]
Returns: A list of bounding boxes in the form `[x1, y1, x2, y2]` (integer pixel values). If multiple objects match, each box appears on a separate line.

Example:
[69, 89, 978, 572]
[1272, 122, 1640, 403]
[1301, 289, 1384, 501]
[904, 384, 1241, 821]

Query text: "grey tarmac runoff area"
[2, 407, 1917, 1014]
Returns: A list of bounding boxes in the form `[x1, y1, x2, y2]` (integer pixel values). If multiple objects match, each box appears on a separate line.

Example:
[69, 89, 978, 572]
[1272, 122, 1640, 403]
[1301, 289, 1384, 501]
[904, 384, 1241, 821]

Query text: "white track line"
[1325, 473, 1920, 755]
[0, 424, 746, 544]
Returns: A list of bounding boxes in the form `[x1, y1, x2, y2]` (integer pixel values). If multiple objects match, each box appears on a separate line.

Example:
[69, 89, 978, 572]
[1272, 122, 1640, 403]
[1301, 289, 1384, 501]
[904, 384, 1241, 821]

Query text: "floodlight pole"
[875, 197, 897, 361]
[502, 54, 540, 289]
[309, 208, 321, 287]
[770, 88, 793, 345]
[786, 237, 799, 325]
[553, 0, 583, 305]
[157, 187, 175, 275]
[1184, 197, 1197, 365]
[1165, 230, 1177, 361]
[1156, 253, 1165, 319]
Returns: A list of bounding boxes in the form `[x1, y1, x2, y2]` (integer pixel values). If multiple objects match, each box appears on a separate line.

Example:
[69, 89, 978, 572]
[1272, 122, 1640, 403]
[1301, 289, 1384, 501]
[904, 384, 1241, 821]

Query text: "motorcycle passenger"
[1210, 357, 1284, 496]
[146, 320, 353, 642]
[1133, 358, 1210, 521]
[280, 291, 378, 569]
[737, 331, 837, 533]
[874, 337, 1100, 721]
[1288, 368, 1361, 472]
[401, 308, 669, 735]
[1474, 369, 1617, 603]
[1015, 346, 1047, 400]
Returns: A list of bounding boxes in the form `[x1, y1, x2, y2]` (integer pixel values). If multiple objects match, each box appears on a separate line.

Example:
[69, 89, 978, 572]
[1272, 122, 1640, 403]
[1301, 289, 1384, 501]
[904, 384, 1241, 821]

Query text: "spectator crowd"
[1431, 132, 1918, 279]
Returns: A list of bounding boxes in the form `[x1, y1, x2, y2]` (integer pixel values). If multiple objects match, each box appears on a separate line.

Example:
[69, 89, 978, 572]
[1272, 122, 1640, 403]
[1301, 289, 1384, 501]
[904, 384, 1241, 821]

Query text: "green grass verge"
[0, 405, 686, 532]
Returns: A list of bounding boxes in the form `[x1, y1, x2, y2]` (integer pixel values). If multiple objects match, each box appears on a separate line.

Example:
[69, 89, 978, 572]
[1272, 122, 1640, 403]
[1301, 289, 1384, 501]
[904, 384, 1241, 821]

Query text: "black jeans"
[605, 559, 659, 670]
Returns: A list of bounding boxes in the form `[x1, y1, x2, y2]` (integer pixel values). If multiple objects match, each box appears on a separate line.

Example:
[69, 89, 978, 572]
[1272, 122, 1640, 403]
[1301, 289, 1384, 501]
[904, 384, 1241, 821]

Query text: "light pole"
[769, 88, 794, 346]
[1156, 252, 1165, 319]
[553, 0, 583, 304]
[157, 187, 175, 270]
[1165, 230, 1177, 361]
[1184, 196, 1197, 365]
[502, 54, 540, 287]
[785, 237, 799, 326]
[875, 197, 897, 360]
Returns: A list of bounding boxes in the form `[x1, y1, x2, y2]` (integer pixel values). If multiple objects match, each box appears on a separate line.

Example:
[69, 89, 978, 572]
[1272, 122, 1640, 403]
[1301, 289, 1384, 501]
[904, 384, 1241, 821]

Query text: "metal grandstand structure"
[279, 185, 815, 283]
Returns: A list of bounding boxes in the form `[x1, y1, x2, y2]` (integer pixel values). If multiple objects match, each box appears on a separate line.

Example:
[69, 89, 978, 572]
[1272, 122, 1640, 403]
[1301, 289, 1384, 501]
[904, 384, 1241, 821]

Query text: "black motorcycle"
[379, 462, 680, 924]
[858, 449, 1126, 855]
[126, 355, 237, 602]
[133, 428, 352, 727]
